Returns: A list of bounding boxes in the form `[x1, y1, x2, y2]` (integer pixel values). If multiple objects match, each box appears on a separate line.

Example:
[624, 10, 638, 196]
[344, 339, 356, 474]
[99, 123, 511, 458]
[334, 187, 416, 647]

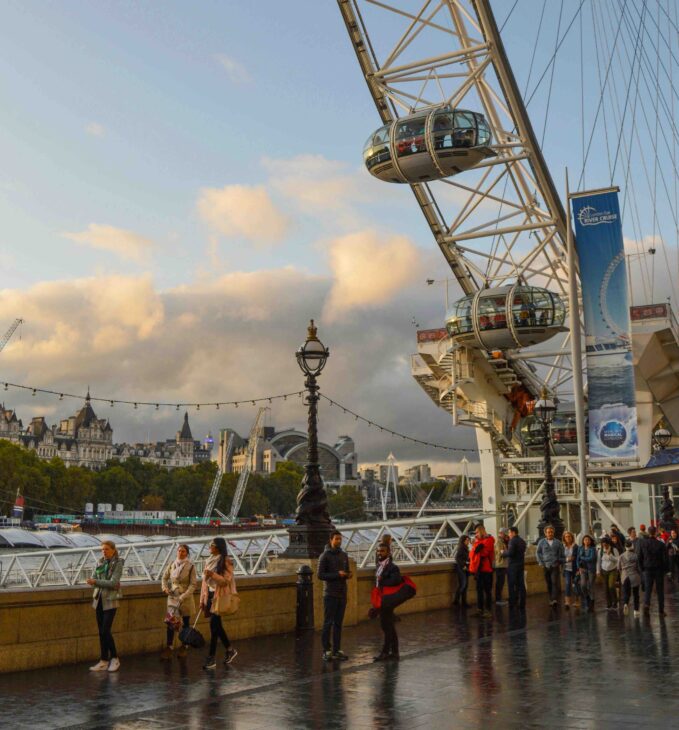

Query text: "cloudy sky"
[0, 1, 677, 475]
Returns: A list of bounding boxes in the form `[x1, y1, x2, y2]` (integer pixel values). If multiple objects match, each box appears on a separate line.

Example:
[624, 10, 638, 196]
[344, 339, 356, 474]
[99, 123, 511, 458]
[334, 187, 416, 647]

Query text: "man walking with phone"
[318, 530, 352, 661]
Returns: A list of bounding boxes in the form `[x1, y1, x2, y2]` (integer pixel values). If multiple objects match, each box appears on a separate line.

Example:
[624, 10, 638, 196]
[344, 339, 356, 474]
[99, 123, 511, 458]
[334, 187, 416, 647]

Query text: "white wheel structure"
[337, 0, 679, 539]
[337, 0, 582, 535]
[338, 0, 577, 394]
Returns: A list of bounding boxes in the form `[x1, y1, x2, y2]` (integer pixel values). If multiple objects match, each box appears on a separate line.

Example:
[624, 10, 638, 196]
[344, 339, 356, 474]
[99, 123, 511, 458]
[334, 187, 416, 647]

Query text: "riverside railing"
[0, 511, 486, 590]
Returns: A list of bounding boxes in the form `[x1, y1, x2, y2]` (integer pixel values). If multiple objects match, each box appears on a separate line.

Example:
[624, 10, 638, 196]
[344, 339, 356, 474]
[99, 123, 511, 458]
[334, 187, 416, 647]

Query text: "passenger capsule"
[519, 406, 586, 456]
[446, 284, 567, 350]
[363, 106, 495, 183]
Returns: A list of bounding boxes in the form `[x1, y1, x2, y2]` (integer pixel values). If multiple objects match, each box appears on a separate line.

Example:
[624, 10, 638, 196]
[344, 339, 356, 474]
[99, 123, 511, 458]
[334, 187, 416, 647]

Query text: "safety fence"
[0, 511, 487, 589]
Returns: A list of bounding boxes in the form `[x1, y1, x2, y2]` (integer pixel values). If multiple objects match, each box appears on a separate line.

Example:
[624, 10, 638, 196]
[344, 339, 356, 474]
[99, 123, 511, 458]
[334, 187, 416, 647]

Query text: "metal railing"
[0, 512, 488, 590]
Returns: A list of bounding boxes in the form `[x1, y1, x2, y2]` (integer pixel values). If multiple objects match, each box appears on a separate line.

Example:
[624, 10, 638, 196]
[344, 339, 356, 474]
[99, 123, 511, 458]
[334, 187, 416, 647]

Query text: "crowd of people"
[83, 522, 678, 673]
[453, 522, 679, 620]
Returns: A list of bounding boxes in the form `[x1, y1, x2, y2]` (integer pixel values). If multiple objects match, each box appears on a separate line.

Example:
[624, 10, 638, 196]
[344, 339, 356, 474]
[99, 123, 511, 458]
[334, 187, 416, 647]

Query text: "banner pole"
[566, 169, 590, 536]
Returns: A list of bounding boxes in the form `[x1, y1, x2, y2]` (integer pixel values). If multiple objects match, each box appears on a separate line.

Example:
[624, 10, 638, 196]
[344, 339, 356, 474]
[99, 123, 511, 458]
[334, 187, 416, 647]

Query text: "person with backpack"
[577, 534, 597, 612]
[317, 530, 351, 661]
[618, 539, 642, 618]
[200, 537, 238, 669]
[161, 543, 198, 659]
[452, 534, 470, 607]
[86, 540, 124, 673]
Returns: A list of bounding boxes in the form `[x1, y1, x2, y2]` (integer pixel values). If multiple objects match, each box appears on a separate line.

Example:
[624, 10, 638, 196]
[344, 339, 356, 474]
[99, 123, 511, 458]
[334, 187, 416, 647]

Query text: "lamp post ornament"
[535, 387, 564, 540]
[282, 320, 334, 558]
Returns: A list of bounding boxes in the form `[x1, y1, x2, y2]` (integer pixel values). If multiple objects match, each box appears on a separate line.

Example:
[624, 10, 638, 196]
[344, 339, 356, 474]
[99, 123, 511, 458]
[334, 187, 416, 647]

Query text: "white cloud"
[196, 184, 290, 246]
[85, 122, 106, 137]
[0, 266, 466, 461]
[214, 54, 252, 84]
[323, 230, 426, 322]
[62, 224, 155, 263]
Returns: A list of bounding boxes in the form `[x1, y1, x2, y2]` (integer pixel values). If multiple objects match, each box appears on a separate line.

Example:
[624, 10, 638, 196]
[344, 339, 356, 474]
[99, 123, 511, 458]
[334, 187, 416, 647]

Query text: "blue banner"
[571, 188, 637, 458]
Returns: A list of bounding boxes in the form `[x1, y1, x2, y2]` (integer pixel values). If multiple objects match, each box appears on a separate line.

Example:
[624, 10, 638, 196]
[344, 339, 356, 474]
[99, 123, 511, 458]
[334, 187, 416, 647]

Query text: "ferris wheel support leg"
[476, 429, 502, 537]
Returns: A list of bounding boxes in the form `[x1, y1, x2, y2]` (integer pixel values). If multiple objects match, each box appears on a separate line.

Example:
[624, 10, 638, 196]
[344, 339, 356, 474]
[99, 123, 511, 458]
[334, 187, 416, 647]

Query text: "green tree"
[94, 466, 143, 509]
[328, 485, 366, 522]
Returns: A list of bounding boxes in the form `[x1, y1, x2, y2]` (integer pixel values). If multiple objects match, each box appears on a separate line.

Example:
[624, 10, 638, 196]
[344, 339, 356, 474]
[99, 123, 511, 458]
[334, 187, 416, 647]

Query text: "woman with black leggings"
[87, 540, 124, 673]
[200, 537, 238, 670]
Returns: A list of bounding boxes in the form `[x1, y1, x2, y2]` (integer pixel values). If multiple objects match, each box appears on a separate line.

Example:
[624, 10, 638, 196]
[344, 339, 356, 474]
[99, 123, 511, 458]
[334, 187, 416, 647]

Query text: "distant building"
[221, 425, 357, 485]
[404, 464, 431, 484]
[112, 412, 213, 469]
[0, 398, 212, 470]
[360, 463, 399, 485]
[0, 392, 113, 469]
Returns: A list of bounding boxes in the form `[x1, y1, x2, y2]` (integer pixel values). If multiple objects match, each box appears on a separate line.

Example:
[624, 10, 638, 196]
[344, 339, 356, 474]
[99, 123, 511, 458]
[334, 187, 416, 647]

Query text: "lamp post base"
[281, 523, 334, 559]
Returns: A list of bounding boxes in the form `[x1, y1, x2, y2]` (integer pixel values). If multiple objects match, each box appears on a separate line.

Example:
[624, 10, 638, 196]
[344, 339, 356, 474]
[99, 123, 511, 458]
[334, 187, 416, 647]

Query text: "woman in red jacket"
[469, 524, 495, 618]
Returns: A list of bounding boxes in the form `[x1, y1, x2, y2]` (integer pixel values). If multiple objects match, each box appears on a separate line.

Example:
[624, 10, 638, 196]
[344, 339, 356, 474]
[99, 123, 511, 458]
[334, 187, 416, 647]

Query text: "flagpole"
[566, 169, 590, 536]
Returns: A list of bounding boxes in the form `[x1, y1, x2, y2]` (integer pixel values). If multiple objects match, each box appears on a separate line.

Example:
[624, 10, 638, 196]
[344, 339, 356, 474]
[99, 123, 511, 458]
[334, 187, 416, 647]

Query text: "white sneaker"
[89, 660, 109, 672]
[107, 657, 120, 673]
[633, 610, 640, 618]
[623, 604, 629, 615]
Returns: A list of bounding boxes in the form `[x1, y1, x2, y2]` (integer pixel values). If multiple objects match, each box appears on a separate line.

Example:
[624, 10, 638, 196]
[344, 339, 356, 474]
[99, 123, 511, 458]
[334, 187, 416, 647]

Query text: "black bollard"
[296, 564, 314, 630]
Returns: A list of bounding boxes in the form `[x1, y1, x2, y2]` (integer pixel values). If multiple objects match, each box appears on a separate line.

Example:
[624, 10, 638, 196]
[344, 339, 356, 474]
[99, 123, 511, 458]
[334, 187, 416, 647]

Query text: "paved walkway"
[2, 587, 679, 729]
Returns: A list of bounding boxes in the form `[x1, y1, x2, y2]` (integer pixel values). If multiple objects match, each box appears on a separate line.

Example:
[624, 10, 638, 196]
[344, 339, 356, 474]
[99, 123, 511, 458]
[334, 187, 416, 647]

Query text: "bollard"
[296, 565, 314, 630]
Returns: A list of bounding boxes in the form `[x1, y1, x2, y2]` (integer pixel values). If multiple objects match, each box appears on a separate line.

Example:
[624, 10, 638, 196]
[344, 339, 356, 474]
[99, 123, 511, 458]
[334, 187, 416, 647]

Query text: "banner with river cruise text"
[571, 188, 637, 459]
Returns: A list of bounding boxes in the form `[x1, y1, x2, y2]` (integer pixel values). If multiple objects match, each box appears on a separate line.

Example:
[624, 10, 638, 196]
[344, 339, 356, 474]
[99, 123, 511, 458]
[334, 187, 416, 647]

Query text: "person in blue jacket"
[576, 534, 597, 612]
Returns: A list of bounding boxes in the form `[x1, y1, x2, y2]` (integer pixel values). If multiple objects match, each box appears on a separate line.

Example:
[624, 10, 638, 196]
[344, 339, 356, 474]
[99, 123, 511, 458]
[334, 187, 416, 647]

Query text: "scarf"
[205, 554, 223, 590]
[376, 556, 390, 586]
[171, 557, 189, 582]
[95, 558, 112, 580]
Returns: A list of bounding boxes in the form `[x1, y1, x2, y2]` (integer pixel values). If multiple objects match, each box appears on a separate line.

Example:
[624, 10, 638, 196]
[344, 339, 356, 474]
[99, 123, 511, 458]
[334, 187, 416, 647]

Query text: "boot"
[564, 596, 571, 610]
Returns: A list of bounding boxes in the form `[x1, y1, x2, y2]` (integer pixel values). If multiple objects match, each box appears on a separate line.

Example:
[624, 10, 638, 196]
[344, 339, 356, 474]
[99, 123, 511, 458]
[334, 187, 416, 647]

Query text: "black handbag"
[179, 613, 205, 649]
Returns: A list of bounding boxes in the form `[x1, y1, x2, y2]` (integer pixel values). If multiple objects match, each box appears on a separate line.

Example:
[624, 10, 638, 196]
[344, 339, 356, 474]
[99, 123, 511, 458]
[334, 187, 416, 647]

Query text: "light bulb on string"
[110, 401, 114, 407]
[59, 394, 64, 401]
[176, 404, 179, 411]
[196, 404, 200, 411]
[216, 403, 220, 410]
[32, 389, 36, 397]
[3, 383, 7, 391]
[155, 404, 159, 411]
[134, 403, 138, 410]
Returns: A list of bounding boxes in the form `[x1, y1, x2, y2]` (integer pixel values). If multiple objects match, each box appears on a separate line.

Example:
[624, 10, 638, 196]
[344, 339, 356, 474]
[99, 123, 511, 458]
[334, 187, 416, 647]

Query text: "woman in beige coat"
[161, 544, 198, 658]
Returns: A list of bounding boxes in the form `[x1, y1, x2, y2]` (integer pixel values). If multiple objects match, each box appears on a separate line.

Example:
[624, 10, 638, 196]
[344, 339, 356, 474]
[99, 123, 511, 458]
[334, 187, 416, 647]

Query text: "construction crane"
[0, 319, 23, 353]
[227, 408, 266, 523]
[202, 434, 234, 523]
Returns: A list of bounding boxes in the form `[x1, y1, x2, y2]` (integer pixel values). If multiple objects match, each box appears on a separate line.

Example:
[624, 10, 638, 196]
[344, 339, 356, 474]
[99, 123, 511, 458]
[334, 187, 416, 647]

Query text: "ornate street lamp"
[653, 423, 676, 532]
[282, 320, 334, 558]
[653, 424, 672, 450]
[535, 388, 565, 539]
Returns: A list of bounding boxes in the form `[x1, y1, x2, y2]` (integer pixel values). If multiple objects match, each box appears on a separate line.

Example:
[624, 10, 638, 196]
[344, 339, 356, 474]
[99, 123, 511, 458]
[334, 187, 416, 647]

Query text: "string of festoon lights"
[1, 381, 486, 454]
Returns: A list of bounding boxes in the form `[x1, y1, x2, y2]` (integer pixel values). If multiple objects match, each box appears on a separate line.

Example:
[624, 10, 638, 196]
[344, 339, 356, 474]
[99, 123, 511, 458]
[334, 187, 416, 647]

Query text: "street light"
[653, 424, 671, 450]
[282, 320, 334, 559]
[535, 387, 565, 539]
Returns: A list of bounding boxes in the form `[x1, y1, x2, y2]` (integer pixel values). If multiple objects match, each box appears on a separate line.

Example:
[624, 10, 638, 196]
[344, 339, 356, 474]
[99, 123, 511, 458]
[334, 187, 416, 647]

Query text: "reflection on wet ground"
[1, 587, 678, 728]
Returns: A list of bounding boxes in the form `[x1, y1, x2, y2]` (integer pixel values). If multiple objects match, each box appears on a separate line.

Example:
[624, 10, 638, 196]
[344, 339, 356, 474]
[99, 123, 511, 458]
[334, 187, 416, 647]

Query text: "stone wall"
[0, 559, 547, 674]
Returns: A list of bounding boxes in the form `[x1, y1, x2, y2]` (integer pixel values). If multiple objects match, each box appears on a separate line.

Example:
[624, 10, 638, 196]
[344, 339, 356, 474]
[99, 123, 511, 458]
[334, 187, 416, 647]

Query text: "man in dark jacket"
[503, 527, 527, 609]
[638, 526, 669, 615]
[317, 530, 352, 660]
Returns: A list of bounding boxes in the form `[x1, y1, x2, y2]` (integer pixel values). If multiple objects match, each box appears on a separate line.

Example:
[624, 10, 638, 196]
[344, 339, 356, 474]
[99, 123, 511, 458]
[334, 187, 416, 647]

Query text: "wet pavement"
[2, 586, 679, 729]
